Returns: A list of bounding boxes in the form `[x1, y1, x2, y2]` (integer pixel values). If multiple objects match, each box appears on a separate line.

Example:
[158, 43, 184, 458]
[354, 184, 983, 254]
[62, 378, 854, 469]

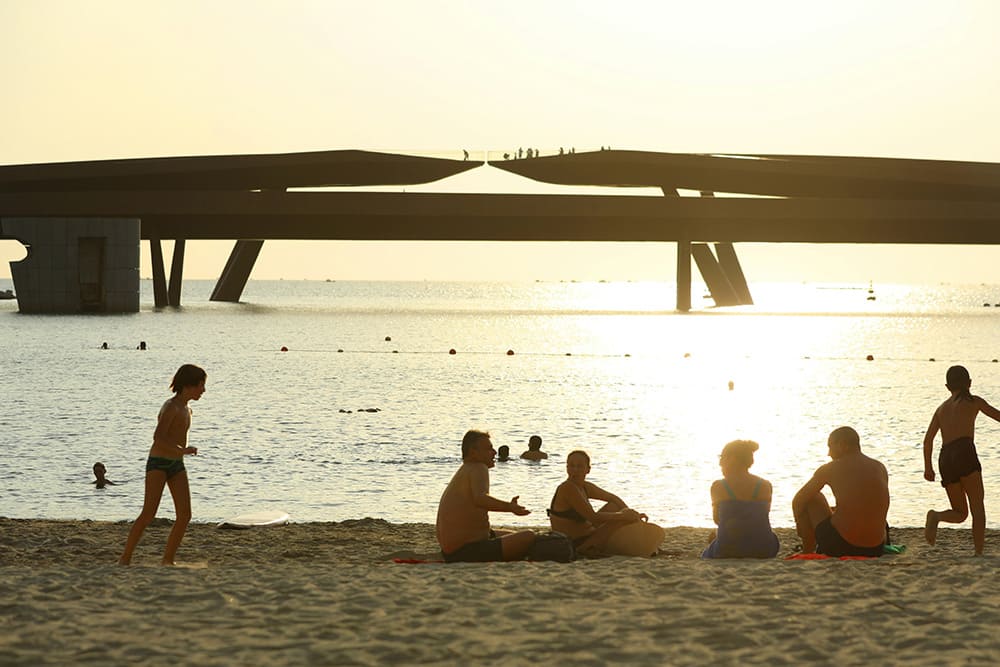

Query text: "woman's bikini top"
[547, 490, 588, 523]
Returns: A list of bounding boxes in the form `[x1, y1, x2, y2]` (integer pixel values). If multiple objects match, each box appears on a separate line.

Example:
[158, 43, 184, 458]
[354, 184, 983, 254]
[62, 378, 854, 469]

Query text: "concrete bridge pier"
[210, 239, 264, 302]
[149, 238, 168, 307]
[666, 189, 753, 310]
[1, 217, 140, 313]
[715, 242, 753, 305]
[168, 239, 185, 306]
[148, 238, 186, 307]
[676, 237, 691, 312]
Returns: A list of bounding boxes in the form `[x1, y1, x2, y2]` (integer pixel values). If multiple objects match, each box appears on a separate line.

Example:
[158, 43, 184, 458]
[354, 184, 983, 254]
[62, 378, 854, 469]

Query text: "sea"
[3, 277, 1000, 530]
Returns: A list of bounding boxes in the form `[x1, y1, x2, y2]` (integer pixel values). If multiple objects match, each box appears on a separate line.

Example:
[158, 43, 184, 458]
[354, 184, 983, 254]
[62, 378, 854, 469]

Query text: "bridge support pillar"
[676, 237, 691, 312]
[692, 244, 740, 306]
[149, 239, 185, 307]
[167, 239, 185, 307]
[149, 238, 168, 308]
[210, 240, 264, 302]
[715, 242, 753, 305]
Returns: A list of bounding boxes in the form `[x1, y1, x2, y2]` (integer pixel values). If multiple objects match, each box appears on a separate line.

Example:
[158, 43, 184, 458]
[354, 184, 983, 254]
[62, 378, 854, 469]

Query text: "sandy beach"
[2, 519, 999, 666]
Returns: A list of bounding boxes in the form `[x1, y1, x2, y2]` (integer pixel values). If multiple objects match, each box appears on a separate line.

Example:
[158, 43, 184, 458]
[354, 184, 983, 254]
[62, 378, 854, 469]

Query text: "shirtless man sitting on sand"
[436, 430, 536, 562]
[792, 426, 890, 557]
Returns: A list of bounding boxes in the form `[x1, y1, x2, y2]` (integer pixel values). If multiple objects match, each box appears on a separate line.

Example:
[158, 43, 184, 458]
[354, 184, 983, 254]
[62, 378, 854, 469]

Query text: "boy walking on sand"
[923, 365, 1000, 555]
[119, 364, 206, 566]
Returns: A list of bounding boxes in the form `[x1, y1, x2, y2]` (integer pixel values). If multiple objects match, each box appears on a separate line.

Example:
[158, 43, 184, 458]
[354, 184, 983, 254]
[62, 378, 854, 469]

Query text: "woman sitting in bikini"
[548, 450, 665, 557]
[702, 439, 779, 559]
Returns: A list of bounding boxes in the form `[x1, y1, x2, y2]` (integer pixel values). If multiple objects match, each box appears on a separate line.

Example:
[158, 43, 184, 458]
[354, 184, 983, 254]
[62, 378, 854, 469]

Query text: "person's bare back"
[931, 395, 997, 444]
[820, 452, 889, 547]
[793, 426, 889, 555]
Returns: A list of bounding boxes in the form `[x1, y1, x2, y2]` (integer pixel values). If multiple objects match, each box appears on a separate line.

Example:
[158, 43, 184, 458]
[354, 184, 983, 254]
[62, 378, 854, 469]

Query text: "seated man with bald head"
[792, 426, 890, 557]
[436, 430, 536, 562]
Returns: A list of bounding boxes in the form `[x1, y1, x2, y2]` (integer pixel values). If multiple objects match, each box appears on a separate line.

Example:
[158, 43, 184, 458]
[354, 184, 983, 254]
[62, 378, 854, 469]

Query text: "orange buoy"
[506, 349, 514, 356]
[280, 346, 288, 352]
[449, 349, 456, 355]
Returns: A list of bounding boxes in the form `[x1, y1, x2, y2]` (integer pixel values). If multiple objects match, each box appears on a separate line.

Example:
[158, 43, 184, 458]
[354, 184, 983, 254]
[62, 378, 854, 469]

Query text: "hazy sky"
[3, 1, 1000, 283]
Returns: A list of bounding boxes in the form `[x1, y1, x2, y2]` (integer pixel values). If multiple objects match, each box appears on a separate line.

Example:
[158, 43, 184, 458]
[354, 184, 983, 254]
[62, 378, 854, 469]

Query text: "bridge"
[2, 149, 1000, 312]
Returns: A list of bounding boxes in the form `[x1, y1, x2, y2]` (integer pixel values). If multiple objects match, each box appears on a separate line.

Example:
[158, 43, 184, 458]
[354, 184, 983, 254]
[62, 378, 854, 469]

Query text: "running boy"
[923, 365, 1000, 555]
[119, 364, 206, 566]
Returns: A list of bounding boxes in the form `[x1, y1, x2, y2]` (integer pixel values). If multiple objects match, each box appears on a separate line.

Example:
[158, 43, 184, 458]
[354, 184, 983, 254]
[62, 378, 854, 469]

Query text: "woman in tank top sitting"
[702, 439, 780, 559]
[548, 450, 665, 557]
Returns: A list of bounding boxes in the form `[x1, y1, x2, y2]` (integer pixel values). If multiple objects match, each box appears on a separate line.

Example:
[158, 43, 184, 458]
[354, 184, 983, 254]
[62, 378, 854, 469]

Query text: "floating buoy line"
[271, 347, 1000, 364]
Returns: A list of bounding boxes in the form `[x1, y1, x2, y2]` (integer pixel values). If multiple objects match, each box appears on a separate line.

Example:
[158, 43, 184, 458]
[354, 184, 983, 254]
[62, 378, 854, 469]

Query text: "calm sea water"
[3, 278, 1000, 530]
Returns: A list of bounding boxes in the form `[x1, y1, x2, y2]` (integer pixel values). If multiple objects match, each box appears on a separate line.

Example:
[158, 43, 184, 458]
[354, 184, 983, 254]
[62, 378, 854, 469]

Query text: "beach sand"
[2, 519, 999, 666]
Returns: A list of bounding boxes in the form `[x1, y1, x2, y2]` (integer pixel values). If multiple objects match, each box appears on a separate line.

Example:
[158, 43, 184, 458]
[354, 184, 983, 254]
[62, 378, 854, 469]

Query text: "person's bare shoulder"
[812, 460, 835, 481]
[160, 396, 186, 416]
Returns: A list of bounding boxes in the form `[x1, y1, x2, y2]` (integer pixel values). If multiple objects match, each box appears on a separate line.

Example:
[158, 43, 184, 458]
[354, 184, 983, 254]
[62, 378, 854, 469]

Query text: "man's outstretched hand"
[509, 496, 531, 516]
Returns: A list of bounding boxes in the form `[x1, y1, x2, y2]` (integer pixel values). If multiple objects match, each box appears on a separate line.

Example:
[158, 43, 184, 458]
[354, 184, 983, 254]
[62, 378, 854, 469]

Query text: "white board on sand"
[217, 510, 290, 529]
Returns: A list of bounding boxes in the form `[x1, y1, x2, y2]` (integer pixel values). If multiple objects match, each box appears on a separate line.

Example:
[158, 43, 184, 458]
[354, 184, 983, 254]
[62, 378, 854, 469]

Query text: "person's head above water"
[497, 445, 511, 461]
[92, 461, 112, 488]
[527, 435, 543, 451]
[719, 439, 758, 473]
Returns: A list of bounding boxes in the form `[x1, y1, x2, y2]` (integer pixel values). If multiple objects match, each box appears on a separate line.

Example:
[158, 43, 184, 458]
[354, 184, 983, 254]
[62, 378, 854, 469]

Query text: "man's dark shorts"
[443, 531, 504, 563]
[939, 437, 982, 487]
[815, 517, 883, 558]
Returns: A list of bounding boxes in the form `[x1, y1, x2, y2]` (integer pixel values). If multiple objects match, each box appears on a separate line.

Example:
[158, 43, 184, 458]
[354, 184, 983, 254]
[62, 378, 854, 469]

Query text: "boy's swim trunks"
[146, 456, 186, 479]
[938, 436, 981, 487]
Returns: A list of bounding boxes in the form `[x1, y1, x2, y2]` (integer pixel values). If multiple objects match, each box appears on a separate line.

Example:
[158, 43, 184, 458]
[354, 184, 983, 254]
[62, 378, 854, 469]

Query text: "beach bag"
[526, 531, 575, 563]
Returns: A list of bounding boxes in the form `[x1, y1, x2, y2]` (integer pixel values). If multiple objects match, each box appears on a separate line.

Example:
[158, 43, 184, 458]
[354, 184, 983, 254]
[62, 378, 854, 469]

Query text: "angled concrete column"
[714, 242, 753, 305]
[691, 243, 740, 307]
[211, 240, 264, 302]
[149, 238, 168, 308]
[168, 239, 185, 307]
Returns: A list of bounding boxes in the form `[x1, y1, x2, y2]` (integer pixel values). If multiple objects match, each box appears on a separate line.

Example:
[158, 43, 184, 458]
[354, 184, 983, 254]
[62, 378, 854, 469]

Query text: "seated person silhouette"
[702, 440, 779, 559]
[548, 450, 664, 557]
